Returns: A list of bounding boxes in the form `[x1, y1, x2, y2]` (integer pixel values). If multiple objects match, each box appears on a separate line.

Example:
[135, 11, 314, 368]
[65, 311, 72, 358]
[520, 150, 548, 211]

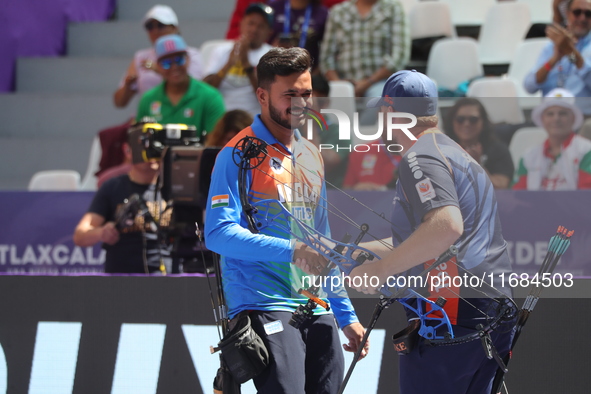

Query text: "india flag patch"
[211, 194, 229, 208]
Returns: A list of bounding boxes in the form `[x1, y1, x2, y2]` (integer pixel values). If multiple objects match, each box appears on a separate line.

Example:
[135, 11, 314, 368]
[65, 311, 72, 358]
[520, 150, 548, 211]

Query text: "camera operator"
[73, 140, 176, 274]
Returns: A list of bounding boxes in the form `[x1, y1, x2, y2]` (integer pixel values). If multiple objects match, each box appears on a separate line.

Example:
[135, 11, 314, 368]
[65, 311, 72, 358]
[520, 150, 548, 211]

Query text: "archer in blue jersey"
[205, 47, 367, 394]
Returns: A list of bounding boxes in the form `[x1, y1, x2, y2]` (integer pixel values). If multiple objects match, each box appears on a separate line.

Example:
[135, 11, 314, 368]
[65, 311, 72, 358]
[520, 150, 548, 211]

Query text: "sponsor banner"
[0, 192, 104, 274]
[0, 191, 590, 275]
[326, 190, 591, 277]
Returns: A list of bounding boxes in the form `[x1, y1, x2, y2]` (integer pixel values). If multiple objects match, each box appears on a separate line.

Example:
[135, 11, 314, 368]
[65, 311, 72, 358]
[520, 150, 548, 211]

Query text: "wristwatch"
[568, 52, 577, 64]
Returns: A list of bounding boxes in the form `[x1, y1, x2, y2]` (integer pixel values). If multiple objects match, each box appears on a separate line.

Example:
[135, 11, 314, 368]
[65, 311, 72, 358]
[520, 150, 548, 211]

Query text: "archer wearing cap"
[513, 88, 591, 190]
[342, 70, 517, 394]
[135, 34, 225, 142]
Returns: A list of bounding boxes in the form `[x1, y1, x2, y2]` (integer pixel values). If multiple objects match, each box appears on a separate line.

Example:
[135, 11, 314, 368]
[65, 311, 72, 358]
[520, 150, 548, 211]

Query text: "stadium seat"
[426, 37, 483, 91]
[478, 3, 531, 66]
[409, 2, 454, 40]
[28, 170, 81, 191]
[440, 0, 495, 27]
[79, 137, 102, 191]
[467, 77, 525, 124]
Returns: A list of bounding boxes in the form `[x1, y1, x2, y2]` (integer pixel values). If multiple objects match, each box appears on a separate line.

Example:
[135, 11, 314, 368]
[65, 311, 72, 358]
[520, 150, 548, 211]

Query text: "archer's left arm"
[349, 150, 464, 293]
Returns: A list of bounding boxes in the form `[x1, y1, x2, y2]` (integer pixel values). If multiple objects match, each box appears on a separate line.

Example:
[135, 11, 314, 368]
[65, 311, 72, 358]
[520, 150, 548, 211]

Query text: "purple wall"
[0, 0, 116, 92]
[0, 190, 590, 276]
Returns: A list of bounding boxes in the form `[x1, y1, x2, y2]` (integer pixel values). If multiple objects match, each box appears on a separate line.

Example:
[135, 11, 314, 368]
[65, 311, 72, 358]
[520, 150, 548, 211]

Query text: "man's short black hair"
[257, 47, 312, 90]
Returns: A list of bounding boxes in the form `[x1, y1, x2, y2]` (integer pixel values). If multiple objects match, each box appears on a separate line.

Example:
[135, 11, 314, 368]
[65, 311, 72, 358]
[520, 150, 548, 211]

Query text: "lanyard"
[284, 1, 313, 48]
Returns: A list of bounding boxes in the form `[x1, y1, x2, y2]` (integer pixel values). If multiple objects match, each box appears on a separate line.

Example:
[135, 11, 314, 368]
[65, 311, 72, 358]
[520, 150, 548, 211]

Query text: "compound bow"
[230, 134, 549, 393]
[233, 136, 515, 325]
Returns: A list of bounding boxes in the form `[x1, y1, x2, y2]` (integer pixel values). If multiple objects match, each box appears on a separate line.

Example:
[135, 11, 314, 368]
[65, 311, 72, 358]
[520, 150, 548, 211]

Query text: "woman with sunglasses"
[113, 5, 204, 108]
[443, 98, 514, 189]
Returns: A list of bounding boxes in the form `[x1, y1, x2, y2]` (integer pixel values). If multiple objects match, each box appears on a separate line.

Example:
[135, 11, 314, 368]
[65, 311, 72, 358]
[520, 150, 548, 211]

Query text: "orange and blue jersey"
[205, 115, 358, 328]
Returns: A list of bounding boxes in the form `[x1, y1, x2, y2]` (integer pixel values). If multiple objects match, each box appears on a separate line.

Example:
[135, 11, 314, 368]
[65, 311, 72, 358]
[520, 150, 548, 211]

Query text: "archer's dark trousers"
[399, 325, 515, 394]
[250, 311, 345, 394]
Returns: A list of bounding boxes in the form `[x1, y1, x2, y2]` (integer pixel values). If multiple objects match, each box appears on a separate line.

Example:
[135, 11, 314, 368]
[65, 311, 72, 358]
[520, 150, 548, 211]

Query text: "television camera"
[120, 119, 221, 273]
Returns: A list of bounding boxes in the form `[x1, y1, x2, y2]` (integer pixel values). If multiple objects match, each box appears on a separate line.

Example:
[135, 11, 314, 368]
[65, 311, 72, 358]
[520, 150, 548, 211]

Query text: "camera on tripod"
[127, 118, 222, 273]
[128, 119, 202, 164]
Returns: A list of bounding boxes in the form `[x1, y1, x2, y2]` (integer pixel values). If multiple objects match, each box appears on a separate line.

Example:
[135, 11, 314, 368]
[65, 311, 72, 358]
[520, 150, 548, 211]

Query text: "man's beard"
[269, 97, 304, 131]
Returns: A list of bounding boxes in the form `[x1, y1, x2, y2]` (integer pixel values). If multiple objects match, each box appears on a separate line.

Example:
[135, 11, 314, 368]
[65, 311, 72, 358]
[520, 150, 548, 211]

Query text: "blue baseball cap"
[367, 70, 438, 116]
[155, 34, 187, 60]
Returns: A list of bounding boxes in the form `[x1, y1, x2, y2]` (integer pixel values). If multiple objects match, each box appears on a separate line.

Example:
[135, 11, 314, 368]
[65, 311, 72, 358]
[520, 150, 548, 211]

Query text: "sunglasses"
[159, 55, 187, 70]
[454, 116, 481, 125]
[144, 21, 168, 31]
[571, 8, 591, 18]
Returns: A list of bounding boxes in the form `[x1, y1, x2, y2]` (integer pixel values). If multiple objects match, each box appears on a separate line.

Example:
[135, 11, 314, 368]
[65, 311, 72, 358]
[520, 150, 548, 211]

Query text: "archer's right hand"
[292, 241, 330, 276]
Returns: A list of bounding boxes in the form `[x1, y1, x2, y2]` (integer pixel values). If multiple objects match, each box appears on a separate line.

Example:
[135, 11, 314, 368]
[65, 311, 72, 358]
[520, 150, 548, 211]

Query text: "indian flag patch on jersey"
[211, 194, 229, 208]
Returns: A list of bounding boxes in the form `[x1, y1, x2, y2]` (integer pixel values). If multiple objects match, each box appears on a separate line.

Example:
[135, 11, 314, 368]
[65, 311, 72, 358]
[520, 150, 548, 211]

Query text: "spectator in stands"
[205, 109, 254, 147]
[320, 0, 409, 98]
[513, 88, 591, 190]
[203, 3, 274, 116]
[113, 5, 204, 109]
[268, 0, 328, 69]
[136, 35, 225, 141]
[226, 0, 343, 39]
[73, 139, 177, 274]
[309, 74, 349, 188]
[226, 0, 266, 39]
[444, 98, 514, 189]
[524, 0, 591, 114]
[100, 5, 206, 182]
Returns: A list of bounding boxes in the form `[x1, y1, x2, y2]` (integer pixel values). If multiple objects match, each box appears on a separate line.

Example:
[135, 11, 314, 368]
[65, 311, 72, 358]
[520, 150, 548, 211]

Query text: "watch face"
[569, 53, 577, 63]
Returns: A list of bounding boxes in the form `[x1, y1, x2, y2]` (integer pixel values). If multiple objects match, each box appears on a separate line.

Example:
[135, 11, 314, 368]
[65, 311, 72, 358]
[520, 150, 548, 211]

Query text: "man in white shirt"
[203, 3, 274, 115]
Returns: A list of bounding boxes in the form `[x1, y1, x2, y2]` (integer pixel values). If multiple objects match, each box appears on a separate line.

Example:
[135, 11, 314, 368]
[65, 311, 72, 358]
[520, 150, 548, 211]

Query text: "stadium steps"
[115, 0, 234, 22]
[16, 57, 130, 94]
[3, 0, 231, 190]
[67, 20, 227, 57]
[0, 93, 134, 189]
